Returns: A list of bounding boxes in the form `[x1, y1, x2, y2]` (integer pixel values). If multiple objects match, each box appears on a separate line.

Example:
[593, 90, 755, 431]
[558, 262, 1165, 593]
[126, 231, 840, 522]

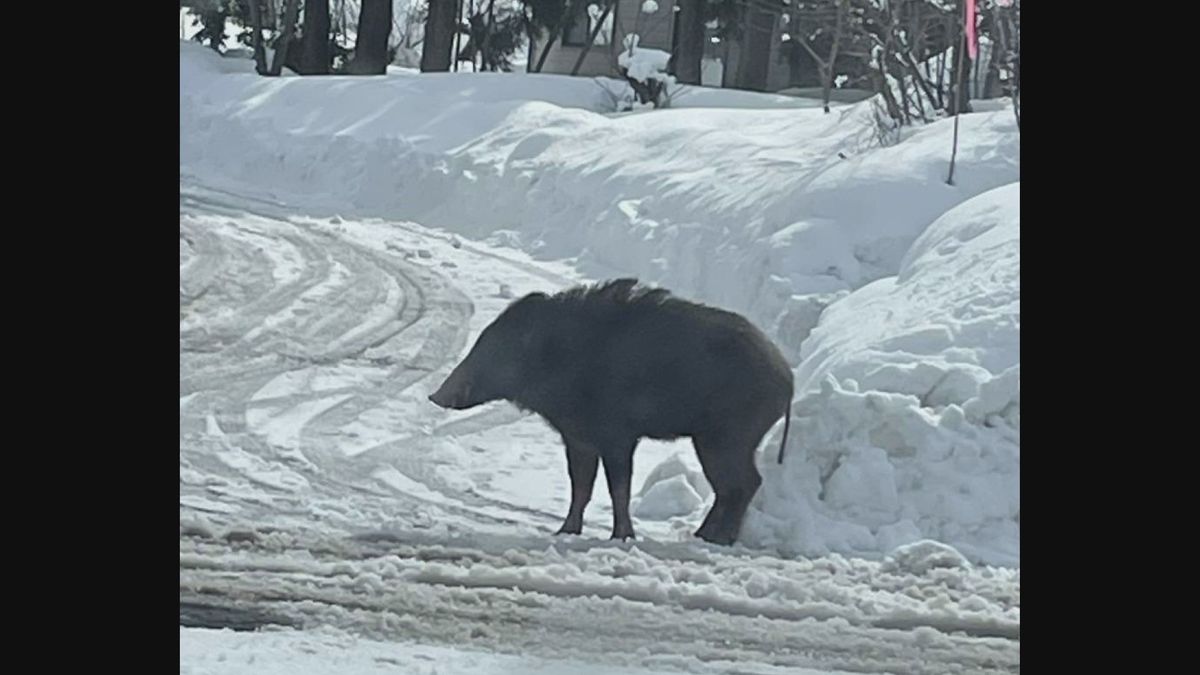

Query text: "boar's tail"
[776, 403, 792, 465]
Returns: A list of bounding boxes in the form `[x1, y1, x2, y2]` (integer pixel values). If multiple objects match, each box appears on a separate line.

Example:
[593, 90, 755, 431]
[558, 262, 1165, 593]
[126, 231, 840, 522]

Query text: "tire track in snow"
[181, 181, 569, 535]
[179, 225, 224, 304]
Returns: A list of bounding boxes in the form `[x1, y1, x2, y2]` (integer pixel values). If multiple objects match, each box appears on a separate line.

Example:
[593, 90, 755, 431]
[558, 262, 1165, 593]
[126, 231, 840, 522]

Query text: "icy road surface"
[179, 181, 1019, 674]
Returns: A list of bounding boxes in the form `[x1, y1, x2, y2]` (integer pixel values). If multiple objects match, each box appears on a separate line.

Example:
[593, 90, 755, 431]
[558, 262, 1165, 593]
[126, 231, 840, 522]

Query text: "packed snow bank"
[445, 103, 1016, 338]
[180, 41, 613, 153]
[669, 85, 829, 109]
[742, 183, 1020, 566]
[181, 39, 1017, 363]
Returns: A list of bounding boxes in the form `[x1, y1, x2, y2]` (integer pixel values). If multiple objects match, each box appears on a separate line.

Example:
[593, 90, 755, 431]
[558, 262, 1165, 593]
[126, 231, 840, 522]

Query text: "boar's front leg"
[601, 443, 638, 541]
[555, 437, 599, 536]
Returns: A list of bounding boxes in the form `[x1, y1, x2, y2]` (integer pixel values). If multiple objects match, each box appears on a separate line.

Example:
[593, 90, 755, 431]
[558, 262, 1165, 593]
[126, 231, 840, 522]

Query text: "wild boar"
[429, 279, 793, 545]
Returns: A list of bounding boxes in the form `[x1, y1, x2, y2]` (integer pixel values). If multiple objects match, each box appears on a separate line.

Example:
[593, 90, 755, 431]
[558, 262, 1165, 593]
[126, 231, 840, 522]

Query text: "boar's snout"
[428, 376, 473, 410]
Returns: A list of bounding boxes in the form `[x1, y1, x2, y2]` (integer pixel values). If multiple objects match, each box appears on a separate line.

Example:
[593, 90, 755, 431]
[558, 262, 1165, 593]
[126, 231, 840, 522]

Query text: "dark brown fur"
[429, 279, 793, 545]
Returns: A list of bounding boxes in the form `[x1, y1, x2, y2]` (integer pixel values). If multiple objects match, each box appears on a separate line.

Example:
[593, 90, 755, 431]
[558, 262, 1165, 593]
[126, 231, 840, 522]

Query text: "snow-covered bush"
[616, 34, 678, 110]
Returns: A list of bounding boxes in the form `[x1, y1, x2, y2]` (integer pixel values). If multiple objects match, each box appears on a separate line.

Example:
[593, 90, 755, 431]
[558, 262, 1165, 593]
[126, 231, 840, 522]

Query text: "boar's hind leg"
[601, 442, 638, 541]
[555, 438, 600, 536]
[692, 429, 765, 546]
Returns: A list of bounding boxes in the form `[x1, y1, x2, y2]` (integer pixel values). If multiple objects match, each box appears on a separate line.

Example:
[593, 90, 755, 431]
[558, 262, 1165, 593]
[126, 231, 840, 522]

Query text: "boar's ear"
[518, 291, 549, 304]
[505, 291, 549, 320]
[501, 292, 549, 351]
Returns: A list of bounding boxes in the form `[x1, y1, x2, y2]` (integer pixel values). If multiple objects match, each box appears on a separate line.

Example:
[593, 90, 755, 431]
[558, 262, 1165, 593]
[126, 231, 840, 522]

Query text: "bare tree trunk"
[796, 41, 829, 109]
[900, 51, 939, 113]
[983, 32, 1003, 98]
[247, 0, 268, 74]
[478, 0, 497, 70]
[298, 0, 331, 74]
[406, 4, 423, 48]
[422, 0, 457, 71]
[570, 1, 614, 76]
[524, 5, 536, 71]
[908, 69, 930, 123]
[972, 36, 983, 98]
[740, 8, 774, 91]
[533, 0, 579, 73]
[533, 27, 560, 73]
[794, 1, 845, 114]
[819, 0, 847, 113]
[819, 62, 834, 114]
[269, 0, 300, 75]
[348, 0, 392, 74]
[720, 35, 732, 87]
[339, 0, 347, 46]
[947, 6, 968, 185]
[1006, 2, 1020, 129]
[674, 0, 705, 85]
[950, 0, 972, 115]
[1011, 53, 1019, 129]
[452, 0, 462, 71]
[874, 47, 903, 122]
[987, 0, 1018, 121]
[200, 9, 226, 52]
[934, 50, 946, 108]
[467, 0, 477, 71]
[952, 41, 971, 113]
[451, 0, 463, 72]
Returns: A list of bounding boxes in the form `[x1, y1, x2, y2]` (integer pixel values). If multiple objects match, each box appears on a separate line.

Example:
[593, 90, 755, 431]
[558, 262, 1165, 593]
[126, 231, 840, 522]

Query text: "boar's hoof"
[610, 529, 637, 542]
[554, 523, 582, 536]
[694, 526, 737, 546]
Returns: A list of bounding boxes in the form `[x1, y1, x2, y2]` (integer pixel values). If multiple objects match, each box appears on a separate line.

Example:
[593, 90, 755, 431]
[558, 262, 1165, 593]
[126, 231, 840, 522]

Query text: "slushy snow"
[181, 625, 852, 675]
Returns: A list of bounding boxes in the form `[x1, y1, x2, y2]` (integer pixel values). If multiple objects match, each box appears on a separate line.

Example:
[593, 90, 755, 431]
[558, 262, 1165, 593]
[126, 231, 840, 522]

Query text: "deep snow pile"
[180, 42, 1020, 566]
[741, 183, 1020, 565]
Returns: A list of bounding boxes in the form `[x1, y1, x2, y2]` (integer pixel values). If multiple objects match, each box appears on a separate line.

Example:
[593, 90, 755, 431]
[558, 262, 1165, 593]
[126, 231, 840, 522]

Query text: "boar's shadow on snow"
[428, 278, 793, 546]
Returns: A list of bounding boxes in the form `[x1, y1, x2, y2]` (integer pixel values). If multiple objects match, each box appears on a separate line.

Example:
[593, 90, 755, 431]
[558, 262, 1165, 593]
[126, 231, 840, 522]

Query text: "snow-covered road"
[179, 180, 1018, 674]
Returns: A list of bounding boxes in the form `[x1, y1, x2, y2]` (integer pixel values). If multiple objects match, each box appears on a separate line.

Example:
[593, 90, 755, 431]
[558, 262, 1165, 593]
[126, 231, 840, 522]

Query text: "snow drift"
[742, 184, 1020, 566]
